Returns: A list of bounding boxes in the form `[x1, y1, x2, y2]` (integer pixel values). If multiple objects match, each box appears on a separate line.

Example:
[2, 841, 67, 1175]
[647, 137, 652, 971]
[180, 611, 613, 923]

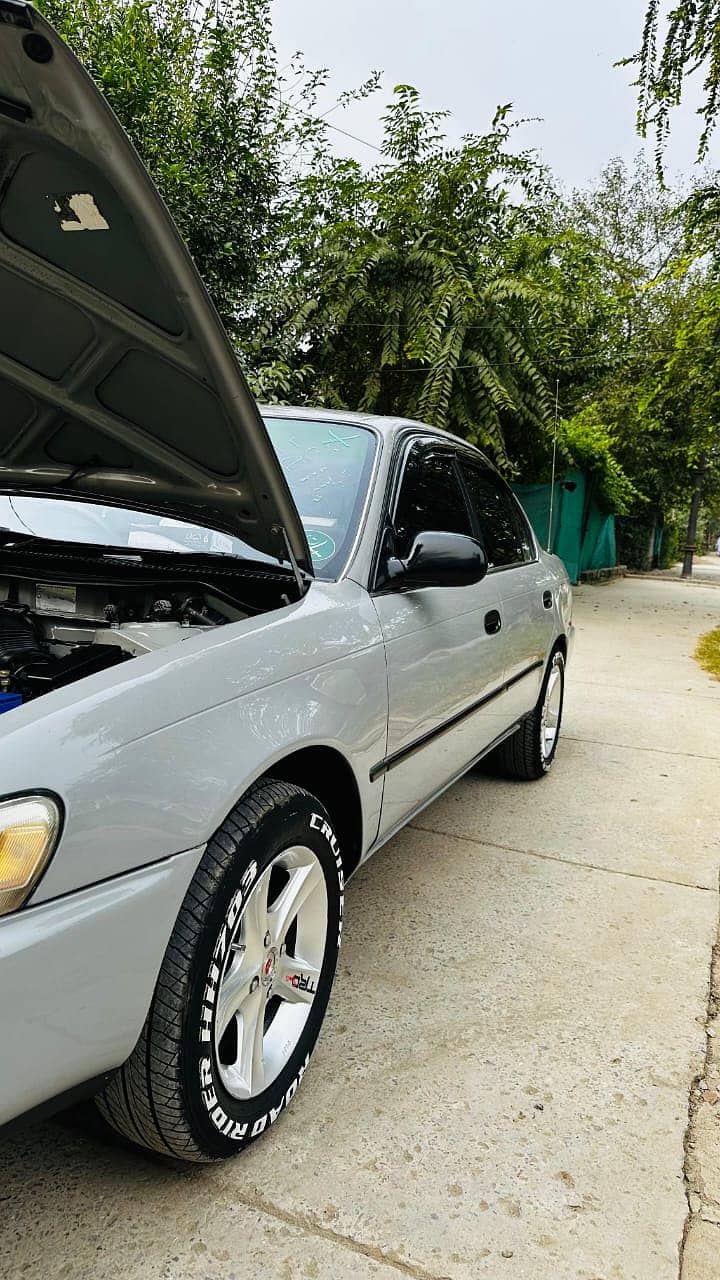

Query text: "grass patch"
[695, 627, 720, 680]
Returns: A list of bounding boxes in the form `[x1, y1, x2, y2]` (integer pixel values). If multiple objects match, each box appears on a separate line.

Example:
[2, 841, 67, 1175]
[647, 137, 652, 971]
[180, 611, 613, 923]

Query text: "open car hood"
[0, 2, 312, 574]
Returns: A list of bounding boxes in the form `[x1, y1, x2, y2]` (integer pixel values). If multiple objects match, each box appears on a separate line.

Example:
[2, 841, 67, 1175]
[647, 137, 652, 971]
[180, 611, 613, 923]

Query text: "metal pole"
[547, 379, 560, 552]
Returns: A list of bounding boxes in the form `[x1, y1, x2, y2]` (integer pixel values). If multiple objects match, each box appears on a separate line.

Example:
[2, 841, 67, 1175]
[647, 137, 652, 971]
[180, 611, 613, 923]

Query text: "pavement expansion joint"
[572, 679, 720, 702]
[226, 1186, 453, 1280]
[409, 824, 718, 893]
[563, 735, 720, 763]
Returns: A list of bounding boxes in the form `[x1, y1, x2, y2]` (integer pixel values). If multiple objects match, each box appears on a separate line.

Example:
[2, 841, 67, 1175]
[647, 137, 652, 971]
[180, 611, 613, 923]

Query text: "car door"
[458, 459, 556, 723]
[372, 439, 509, 839]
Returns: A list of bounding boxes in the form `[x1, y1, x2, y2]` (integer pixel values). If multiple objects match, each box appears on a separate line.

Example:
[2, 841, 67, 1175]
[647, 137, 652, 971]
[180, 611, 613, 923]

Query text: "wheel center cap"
[262, 948, 277, 988]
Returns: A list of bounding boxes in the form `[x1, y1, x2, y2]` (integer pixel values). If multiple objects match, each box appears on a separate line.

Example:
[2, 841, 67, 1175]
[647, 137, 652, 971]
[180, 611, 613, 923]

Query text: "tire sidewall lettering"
[196, 806, 343, 1146]
[199, 1052, 311, 1141]
[310, 811, 345, 947]
[199, 858, 258, 1045]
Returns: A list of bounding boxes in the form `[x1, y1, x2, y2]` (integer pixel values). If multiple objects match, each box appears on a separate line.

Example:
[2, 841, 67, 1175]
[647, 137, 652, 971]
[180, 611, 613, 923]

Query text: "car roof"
[259, 404, 496, 470]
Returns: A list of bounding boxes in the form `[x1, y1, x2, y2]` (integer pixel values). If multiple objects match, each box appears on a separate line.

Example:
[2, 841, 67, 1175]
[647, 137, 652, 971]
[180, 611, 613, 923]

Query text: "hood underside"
[0, 2, 311, 574]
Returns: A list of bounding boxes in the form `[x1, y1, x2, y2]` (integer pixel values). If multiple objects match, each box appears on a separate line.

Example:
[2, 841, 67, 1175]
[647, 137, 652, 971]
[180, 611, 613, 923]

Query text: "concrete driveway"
[2, 575, 720, 1280]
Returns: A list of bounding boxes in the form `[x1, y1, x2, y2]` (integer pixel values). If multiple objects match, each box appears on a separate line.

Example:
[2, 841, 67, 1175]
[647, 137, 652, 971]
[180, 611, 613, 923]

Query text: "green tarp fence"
[512, 469, 617, 585]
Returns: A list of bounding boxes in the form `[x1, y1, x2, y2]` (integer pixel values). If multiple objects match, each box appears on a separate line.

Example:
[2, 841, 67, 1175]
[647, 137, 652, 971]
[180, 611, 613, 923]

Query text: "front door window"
[393, 447, 472, 559]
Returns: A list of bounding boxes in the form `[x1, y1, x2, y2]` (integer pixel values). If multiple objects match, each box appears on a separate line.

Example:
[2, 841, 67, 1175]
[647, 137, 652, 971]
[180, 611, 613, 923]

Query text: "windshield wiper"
[0, 526, 41, 547]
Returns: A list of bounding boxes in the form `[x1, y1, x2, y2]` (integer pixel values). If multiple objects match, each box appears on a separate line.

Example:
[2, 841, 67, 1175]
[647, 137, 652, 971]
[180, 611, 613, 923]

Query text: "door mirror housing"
[384, 531, 488, 590]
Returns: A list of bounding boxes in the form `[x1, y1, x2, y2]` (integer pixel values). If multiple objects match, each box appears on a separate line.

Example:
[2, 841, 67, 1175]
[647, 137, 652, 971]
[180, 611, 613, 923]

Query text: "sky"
[271, 0, 715, 191]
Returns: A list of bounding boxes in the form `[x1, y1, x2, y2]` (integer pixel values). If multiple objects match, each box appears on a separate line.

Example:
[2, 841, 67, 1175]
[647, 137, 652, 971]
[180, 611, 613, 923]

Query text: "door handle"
[484, 609, 502, 635]
[542, 590, 553, 609]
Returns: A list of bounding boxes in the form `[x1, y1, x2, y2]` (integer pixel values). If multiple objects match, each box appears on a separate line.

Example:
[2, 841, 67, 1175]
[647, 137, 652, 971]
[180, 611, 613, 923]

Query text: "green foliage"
[615, 511, 679, 570]
[39, 0, 301, 339]
[36, 2, 720, 537]
[623, 0, 720, 176]
[560, 407, 641, 514]
[254, 89, 556, 470]
[632, 277, 720, 512]
[659, 518, 682, 568]
[615, 515, 654, 569]
[534, 158, 689, 392]
[536, 158, 719, 517]
[647, 282, 720, 462]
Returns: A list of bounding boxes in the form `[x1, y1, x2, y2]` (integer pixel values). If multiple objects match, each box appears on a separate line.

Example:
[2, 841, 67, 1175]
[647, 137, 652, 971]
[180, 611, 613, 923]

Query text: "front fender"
[0, 581, 387, 903]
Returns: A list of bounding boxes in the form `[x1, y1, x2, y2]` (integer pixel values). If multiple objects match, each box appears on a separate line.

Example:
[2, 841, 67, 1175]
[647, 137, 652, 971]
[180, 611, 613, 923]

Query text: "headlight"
[0, 796, 61, 917]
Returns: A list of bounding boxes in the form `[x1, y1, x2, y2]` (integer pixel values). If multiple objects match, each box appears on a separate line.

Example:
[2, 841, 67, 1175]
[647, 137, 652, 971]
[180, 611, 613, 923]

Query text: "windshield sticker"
[323, 429, 356, 449]
[51, 193, 110, 232]
[306, 530, 336, 563]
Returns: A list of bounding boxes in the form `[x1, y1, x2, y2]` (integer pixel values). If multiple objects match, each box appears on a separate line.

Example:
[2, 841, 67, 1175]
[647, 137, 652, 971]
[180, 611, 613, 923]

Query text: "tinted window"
[393, 447, 472, 559]
[460, 464, 532, 568]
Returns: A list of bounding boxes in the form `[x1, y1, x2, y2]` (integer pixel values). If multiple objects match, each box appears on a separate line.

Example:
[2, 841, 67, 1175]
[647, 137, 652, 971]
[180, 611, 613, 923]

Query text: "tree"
[510, 155, 720, 570]
[624, 0, 720, 176]
[40, 0, 712, 553]
[636, 280, 720, 573]
[254, 91, 558, 472]
[510, 157, 689, 518]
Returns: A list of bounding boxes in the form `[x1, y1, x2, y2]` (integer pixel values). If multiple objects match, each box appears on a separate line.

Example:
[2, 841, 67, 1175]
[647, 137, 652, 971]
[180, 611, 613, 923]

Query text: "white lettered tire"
[96, 780, 344, 1161]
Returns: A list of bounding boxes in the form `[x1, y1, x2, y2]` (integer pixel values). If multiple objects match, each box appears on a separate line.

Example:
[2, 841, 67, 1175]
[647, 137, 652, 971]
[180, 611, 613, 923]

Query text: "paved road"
[2, 576, 720, 1280]
[656, 552, 720, 583]
[692, 553, 720, 581]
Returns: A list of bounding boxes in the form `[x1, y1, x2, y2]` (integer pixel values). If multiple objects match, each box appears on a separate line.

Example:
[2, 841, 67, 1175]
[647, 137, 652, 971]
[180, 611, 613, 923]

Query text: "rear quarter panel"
[498, 551, 570, 722]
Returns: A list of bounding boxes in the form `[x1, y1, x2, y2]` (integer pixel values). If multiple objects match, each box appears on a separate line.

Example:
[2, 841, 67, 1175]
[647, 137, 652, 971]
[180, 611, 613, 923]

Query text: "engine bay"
[0, 574, 251, 712]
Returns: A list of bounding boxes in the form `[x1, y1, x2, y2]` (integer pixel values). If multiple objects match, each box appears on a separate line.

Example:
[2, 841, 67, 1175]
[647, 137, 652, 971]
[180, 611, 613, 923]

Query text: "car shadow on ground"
[0, 1103, 221, 1272]
[2, 1101, 203, 1182]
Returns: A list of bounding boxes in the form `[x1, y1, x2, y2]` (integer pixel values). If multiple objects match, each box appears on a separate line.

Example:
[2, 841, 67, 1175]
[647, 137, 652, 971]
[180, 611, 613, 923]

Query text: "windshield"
[265, 416, 377, 579]
[0, 416, 377, 580]
[0, 496, 274, 563]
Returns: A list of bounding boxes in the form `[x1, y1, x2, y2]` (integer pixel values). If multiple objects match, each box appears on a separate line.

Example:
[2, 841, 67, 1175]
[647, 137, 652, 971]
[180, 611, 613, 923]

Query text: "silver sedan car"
[0, 6, 573, 1160]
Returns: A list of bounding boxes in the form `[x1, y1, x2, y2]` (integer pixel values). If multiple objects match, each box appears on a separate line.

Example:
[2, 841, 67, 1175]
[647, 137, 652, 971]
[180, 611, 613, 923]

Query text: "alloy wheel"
[540, 656, 563, 762]
[214, 845, 328, 1100]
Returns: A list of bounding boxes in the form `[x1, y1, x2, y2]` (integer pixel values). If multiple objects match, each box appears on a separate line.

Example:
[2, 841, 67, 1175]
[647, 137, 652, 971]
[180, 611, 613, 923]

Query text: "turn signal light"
[0, 796, 61, 916]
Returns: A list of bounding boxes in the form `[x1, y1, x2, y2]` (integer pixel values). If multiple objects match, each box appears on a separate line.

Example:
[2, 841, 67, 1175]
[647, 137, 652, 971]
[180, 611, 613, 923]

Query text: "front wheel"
[486, 649, 565, 780]
[96, 780, 344, 1162]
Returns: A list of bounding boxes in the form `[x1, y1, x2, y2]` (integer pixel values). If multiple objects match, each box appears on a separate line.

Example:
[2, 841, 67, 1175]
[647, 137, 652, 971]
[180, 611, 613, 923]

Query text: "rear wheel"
[486, 649, 565, 780]
[96, 779, 344, 1162]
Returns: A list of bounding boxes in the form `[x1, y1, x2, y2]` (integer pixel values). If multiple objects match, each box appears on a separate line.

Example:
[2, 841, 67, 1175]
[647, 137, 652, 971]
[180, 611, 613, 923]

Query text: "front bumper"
[0, 846, 203, 1129]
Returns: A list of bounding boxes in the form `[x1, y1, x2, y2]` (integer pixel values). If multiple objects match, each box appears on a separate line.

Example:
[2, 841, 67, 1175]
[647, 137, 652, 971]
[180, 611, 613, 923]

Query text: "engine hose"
[0, 607, 47, 670]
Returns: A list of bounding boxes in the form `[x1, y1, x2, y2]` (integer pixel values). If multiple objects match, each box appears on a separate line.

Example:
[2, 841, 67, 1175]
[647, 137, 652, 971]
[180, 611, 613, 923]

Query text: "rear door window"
[459, 463, 533, 568]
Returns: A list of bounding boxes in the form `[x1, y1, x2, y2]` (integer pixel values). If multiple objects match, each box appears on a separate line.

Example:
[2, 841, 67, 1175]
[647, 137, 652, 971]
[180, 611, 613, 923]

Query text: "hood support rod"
[274, 525, 310, 598]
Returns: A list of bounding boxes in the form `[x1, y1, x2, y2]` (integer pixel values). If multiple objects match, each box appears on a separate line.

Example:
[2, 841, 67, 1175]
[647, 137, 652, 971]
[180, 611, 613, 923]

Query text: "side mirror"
[385, 531, 488, 590]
